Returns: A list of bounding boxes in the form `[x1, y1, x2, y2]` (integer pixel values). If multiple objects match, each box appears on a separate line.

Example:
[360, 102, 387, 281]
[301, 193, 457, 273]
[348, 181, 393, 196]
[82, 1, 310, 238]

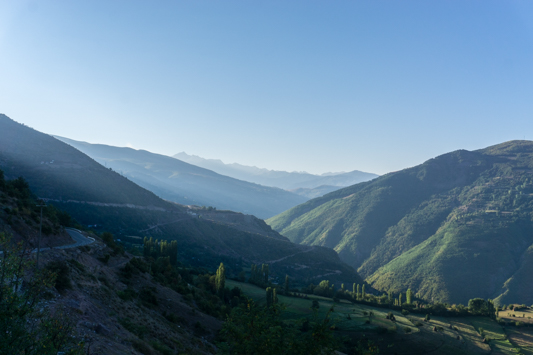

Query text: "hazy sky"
[1, 1, 533, 175]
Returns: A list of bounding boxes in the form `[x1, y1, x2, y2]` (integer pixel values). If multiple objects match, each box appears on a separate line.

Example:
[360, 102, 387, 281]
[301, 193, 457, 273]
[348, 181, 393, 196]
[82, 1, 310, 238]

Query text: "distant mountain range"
[55, 137, 307, 219]
[268, 141, 533, 305]
[173, 152, 378, 191]
[0, 114, 360, 285]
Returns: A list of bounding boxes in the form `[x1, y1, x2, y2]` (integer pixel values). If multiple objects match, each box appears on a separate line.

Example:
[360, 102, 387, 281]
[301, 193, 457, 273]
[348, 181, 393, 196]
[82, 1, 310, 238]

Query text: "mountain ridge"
[55, 136, 307, 219]
[267, 140, 533, 305]
[173, 151, 379, 190]
[0, 114, 361, 286]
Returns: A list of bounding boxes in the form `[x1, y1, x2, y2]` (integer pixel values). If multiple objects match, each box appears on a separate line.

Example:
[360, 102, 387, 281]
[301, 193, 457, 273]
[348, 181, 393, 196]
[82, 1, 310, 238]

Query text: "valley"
[268, 141, 533, 306]
[2, 114, 533, 354]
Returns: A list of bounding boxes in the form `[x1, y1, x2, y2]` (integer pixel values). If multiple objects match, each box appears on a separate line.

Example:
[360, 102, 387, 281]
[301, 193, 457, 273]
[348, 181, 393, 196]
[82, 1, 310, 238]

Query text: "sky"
[1, 1, 533, 175]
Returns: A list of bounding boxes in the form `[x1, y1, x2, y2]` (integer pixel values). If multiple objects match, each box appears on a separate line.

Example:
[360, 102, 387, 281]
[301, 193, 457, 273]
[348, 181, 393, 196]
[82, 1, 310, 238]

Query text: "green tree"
[406, 288, 413, 304]
[399, 293, 402, 306]
[487, 299, 497, 319]
[315, 280, 333, 297]
[362, 284, 366, 300]
[262, 264, 269, 285]
[468, 298, 487, 315]
[0, 232, 83, 354]
[284, 275, 290, 295]
[216, 262, 226, 296]
[219, 299, 337, 355]
[266, 287, 274, 308]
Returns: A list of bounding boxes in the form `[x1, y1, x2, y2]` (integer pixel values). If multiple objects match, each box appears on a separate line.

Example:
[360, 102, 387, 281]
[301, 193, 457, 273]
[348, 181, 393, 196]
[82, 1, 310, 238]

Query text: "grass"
[228, 279, 533, 354]
[226, 280, 413, 333]
[506, 328, 533, 354]
[266, 142, 533, 307]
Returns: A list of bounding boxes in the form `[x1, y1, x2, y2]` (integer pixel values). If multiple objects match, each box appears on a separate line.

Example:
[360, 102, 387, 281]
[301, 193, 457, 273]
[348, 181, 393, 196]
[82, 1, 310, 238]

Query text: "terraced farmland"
[227, 280, 531, 354]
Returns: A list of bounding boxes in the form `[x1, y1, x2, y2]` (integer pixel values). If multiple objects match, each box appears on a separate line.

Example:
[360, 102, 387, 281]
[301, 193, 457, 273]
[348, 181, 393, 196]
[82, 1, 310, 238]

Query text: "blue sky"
[1, 1, 532, 175]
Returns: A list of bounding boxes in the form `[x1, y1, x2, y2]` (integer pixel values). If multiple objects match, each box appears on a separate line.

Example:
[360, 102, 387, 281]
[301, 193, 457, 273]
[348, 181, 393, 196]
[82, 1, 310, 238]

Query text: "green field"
[228, 279, 532, 354]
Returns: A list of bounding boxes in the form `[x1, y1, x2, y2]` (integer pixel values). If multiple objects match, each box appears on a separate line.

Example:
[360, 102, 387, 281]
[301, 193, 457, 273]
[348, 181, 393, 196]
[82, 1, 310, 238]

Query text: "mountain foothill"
[268, 140, 533, 306]
[4, 111, 533, 311]
[0, 114, 360, 286]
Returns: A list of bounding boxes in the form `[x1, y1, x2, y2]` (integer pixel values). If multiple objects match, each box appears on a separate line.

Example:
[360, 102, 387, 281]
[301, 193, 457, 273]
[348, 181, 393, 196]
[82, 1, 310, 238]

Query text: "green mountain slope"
[0, 114, 361, 286]
[267, 141, 533, 305]
[56, 136, 307, 219]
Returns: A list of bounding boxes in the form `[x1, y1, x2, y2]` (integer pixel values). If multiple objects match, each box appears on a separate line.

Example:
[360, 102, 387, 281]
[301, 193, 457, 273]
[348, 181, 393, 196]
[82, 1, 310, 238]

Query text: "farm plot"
[506, 327, 533, 355]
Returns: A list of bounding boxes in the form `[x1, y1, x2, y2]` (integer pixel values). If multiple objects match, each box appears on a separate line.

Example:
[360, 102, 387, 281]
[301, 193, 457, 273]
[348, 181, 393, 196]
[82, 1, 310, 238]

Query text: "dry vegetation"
[39, 232, 221, 355]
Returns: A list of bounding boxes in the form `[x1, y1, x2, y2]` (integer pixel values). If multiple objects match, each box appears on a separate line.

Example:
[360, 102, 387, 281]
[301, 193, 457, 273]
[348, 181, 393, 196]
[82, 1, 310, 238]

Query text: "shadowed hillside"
[0, 114, 361, 286]
[56, 136, 307, 219]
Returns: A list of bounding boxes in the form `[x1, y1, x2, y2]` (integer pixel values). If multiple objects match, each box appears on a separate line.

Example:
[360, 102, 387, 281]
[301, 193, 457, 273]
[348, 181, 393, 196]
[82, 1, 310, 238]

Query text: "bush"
[119, 318, 148, 338]
[46, 260, 71, 292]
[377, 326, 388, 334]
[0, 232, 83, 354]
[139, 287, 158, 307]
[117, 288, 138, 301]
[132, 339, 155, 354]
[404, 326, 412, 333]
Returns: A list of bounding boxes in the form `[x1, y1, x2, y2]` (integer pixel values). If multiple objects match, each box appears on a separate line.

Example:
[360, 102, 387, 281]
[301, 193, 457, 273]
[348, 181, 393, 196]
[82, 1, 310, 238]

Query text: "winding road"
[0, 228, 95, 255]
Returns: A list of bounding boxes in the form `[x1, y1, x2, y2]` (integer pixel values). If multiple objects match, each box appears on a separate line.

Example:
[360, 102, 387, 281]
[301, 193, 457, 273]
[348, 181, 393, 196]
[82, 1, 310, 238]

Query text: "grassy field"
[227, 279, 533, 354]
[499, 306, 533, 325]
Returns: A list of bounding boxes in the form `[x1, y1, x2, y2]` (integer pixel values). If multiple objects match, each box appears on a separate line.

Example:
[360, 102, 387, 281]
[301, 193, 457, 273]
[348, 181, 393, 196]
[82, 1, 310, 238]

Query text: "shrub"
[119, 318, 148, 338]
[46, 260, 71, 292]
[139, 287, 158, 307]
[132, 339, 155, 354]
[98, 254, 110, 264]
[376, 326, 387, 334]
[150, 340, 173, 355]
[404, 326, 412, 333]
[117, 288, 138, 301]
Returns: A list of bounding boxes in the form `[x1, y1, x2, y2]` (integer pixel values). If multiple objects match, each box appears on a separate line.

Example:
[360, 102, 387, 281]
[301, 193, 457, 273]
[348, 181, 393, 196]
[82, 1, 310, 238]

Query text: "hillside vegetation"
[0, 115, 360, 287]
[268, 141, 533, 305]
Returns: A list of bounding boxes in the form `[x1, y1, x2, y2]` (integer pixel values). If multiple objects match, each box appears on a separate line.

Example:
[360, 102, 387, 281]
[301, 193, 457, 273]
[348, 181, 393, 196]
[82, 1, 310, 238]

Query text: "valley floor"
[227, 280, 531, 355]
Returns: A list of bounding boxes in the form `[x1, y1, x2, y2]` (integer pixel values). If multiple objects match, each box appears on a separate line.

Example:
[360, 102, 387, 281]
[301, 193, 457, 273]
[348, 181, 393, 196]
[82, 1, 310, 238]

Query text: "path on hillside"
[311, 269, 342, 279]
[138, 216, 193, 233]
[264, 246, 316, 264]
[0, 228, 95, 255]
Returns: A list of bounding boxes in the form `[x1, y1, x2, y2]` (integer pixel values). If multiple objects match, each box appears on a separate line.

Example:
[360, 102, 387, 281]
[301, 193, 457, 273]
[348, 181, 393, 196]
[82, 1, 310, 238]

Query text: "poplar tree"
[262, 264, 269, 285]
[341, 284, 345, 293]
[362, 284, 366, 300]
[266, 287, 273, 308]
[216, 262, 226, 296]
[273, 288, 278, 304]
[284, 275, 290, 295]
[352, 283, 356, 296]
[357, 284, 360, 300]
[406, 288, 413, 305]
[143, 237, 151, 257]
[250, 264, 258, 284]
[399, 293, 402, 306]
[388, 291, 393, 304]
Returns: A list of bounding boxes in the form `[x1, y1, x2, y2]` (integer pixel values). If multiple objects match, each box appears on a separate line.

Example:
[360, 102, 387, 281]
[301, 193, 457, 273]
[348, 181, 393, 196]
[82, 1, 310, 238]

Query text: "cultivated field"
[227, 280, 532, 354]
